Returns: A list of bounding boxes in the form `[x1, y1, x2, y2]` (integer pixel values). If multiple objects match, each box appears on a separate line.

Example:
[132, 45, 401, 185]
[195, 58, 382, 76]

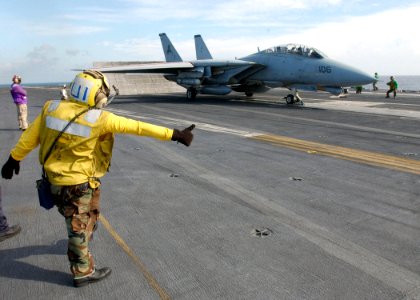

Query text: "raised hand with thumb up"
[171, 124, 195, 147]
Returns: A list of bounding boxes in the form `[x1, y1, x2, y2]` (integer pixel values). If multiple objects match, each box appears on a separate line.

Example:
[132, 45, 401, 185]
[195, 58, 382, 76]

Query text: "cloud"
[105, 38, 167, 60]
[117, 0, 353, 25]
[2, 0, 419, 84]
[27, 44, 57, 64]
[65, 49, 89, 57]
[0, 44, 85, 83]
[26, 24, 107, 36]
[61, 7, 123, 23]
[271, 4, 420, 74]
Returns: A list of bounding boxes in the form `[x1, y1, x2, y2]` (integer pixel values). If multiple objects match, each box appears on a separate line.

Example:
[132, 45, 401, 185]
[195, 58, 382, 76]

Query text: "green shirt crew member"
[386, 76, 398, 98]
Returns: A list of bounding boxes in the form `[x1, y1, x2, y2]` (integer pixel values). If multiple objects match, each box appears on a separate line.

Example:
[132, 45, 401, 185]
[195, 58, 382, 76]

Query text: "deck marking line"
[99, 215, 171, 300]
[252, 134, 420, 175]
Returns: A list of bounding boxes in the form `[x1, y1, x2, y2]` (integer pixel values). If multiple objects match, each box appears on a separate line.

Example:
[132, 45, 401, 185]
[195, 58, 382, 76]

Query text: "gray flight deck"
[0, 86, 419, 300]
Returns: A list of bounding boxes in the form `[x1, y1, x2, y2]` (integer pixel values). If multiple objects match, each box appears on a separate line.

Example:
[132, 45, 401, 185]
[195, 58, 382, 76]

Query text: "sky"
[1, 0, 419, 84]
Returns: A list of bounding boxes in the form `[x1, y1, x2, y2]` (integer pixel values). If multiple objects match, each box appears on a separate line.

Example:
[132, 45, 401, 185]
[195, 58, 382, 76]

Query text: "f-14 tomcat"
[95, 33, 375, 104]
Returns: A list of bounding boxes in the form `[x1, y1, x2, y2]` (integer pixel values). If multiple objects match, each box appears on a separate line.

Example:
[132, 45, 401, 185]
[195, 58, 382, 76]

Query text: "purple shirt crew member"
[10, 75, 28, 130]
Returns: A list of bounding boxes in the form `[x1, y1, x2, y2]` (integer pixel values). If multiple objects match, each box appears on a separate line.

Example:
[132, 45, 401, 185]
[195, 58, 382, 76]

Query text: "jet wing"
[192, 59, 261, 70]
[191, 59, 265, 83]
[96, 59, 264, 85]
[95, 60, 261, 77]
[96, 61, 194, 75]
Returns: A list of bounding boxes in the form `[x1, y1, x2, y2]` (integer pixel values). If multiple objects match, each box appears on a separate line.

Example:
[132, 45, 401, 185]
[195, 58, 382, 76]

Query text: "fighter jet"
[96, 33, 375, 104]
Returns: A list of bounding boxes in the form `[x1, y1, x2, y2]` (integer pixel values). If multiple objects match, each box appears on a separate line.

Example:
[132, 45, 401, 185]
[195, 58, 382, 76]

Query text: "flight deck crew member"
[60, 84, 68, 100]
[373, 72, 379, 91]
[1, 70, 195, 287]
[10, 75, 29, 130]
[386, 76, 398, 99]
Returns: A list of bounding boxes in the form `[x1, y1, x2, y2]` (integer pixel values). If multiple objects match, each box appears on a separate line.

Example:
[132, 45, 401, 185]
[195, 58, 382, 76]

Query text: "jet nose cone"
[342, 67, 375, 86]
[331, 60, 376, 86]
[353, 70, 376, 85]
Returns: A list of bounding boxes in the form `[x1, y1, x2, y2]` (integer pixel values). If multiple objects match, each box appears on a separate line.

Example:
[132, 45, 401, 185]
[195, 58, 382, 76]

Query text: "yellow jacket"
[11, 100, 174, 187]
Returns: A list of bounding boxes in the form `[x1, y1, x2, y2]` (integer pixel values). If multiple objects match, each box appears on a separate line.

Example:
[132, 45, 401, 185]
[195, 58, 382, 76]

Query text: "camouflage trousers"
[51, 182, 100, 278]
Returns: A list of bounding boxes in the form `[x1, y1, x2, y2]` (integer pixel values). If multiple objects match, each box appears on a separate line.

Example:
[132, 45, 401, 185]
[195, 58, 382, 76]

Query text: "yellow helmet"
[69, 70, 110, 107]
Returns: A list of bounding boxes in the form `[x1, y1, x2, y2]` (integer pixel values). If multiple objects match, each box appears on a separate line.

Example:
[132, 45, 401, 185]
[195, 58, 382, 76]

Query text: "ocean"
[0, 82, 69, 89]
[0, 76, 419, 92]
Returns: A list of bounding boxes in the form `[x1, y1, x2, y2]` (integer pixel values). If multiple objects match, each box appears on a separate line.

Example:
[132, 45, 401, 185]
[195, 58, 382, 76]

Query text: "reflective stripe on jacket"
[11, 100, 174, 186]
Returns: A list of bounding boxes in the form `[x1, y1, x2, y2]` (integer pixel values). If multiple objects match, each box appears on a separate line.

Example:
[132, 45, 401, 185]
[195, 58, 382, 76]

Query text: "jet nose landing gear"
[285, 94, 295, 104]
[186, 87, 197, 101]
[284, 91, 304, 106]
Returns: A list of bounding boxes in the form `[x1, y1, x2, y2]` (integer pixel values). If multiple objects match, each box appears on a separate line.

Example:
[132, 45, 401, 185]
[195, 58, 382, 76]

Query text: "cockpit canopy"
[261, 44, 327, 59]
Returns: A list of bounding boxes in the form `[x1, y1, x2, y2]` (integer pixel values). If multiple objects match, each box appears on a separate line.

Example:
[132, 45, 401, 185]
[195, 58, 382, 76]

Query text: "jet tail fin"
[194, 34, 213, 60]
[159, 33, 183, 62]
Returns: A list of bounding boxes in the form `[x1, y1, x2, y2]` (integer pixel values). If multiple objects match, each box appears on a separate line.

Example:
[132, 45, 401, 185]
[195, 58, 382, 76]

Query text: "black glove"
[171, 124, 195, 147]
[1, 155, 20, 179]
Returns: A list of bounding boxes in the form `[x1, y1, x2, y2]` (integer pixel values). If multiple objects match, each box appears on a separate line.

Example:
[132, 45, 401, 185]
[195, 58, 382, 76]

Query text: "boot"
[73, 267, 112, 287]
[0, 224, 21, 242]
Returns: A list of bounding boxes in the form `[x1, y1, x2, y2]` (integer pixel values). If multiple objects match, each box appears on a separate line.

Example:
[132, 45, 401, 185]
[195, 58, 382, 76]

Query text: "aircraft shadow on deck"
[110, 93, 324, 111]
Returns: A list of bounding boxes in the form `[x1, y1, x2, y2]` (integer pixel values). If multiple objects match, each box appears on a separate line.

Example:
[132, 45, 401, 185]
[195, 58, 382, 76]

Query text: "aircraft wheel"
[245, 92, 253, 97]
[186, 88, 197, 100]
[285, 94, 295, 104]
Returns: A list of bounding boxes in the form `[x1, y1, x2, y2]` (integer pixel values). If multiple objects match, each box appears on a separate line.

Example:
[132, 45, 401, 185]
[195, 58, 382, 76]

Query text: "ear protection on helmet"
[69, 70, 110, 107]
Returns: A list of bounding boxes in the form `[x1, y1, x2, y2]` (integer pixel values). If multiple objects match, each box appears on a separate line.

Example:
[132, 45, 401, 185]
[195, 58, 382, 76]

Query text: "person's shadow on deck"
[0, 239, 71, 286]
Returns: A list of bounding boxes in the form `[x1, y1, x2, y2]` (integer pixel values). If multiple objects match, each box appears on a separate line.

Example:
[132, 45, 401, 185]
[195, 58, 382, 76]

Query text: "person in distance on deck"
[60, 84, 68, 100]
[10, 75, 29, 130]
[386, 76, 398, 99]
[1, 70, 195, 287]
[372, 72, 379, 91]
